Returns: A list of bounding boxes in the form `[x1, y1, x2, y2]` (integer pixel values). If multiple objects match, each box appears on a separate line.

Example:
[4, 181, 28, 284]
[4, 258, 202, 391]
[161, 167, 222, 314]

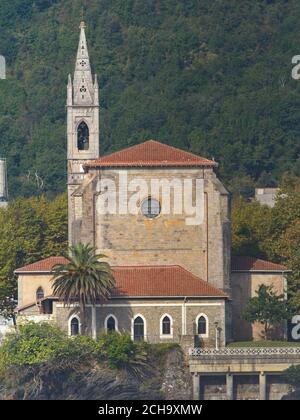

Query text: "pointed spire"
[73, 21, 94, 105]
[94, 74, 99, 106]
[80, 20, 86, 30]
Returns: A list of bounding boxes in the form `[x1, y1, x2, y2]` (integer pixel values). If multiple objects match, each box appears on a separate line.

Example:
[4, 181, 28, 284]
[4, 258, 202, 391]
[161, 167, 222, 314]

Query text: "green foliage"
[95, 335, 177, 378]
[243, 284, 291, 340]
[0, 323, 155, 399]
[0, 322, 172, 381]
[0, 322, 97, 399]
[232, 198, 273, 258]
[52, 243, 115, 334]
[1, 1, 300, 197]
[0, 322, 96, 373]
[232, 177, 300, 311]
[0, 194, 67, 319]
[0, 323, 150, 374]
[52, 243, 115, 306]
[284, 365, 300, 388]
[98, 332, 146, 369]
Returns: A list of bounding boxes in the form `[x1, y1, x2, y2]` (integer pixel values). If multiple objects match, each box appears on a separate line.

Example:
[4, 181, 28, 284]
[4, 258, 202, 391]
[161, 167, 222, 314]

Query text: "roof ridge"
[231, 255, 288, 271]
[145, 140, 212, 161]
[113, 264, 182, 269]
[84, 139, 217, 168]
[99, 141, 153, 159]
[103, 140, 214, 161]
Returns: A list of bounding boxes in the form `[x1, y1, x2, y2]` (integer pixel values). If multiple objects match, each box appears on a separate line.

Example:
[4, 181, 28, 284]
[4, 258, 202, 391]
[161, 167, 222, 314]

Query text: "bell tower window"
[77, 121, 89, 151]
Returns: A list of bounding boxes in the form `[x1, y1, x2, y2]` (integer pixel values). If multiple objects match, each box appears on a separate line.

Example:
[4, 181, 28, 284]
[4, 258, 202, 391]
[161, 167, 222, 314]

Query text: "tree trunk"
[264, 322, 269, 340]
[80, 302, 86, 335]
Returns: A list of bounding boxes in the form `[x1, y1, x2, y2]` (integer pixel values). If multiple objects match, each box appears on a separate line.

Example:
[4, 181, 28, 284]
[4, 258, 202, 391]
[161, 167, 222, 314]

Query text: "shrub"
[284, 365, 300, 388]
[96, 332, 149, 375]
[0, 322, 96, 373]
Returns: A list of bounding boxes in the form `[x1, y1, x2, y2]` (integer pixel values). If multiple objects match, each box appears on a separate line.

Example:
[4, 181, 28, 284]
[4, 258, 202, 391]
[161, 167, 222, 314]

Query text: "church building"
[16, 23, 289, 347]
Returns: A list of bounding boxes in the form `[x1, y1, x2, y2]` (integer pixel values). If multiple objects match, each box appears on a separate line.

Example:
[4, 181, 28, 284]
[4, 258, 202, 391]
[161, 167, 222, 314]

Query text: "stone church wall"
[53, 298, 226, 347]
[79, 167, 231, 293]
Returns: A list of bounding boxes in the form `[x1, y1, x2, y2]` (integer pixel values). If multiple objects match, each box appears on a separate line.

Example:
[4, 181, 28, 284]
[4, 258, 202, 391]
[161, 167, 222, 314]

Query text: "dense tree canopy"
[1, 0, 300, 197]
[232, 175, 300, 311]
[0, 194, 67, 319]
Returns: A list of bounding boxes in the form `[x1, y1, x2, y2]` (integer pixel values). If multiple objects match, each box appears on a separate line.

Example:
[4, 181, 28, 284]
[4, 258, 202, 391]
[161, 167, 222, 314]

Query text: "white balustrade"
[189, 347, 300, 357]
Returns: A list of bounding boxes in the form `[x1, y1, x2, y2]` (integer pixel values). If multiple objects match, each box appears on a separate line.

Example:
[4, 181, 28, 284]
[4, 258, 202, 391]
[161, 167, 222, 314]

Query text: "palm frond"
[51, 243, 115, 307]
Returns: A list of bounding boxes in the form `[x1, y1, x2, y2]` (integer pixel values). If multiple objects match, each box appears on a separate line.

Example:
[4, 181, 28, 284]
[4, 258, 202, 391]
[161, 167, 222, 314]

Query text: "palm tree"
[52, 243, 115, 335]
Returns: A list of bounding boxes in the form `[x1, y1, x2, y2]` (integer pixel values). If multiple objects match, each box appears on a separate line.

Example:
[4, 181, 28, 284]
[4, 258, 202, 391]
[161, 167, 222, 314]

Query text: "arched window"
[105, 315, 118, 333]
[70, 317, 79, 336]
[77, 121, 89, 151]
[196, 315, 208, 336]
[160, 314, 173, 337]
[36, 287, 44, 301]
[133, 316, 145, 341]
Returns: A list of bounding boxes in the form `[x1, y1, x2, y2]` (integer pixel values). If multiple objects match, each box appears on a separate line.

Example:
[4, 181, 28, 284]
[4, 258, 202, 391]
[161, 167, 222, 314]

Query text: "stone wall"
[199, 374, 291, 400]
[53, 298, 226, 347]
[79, 167, 231, 293]
[234, 375, 259, 400]
[200, 375, 227, 400]
[267, 376, 290, 400]
[18, 274, 54, 307]
[231, 272, 286, 341]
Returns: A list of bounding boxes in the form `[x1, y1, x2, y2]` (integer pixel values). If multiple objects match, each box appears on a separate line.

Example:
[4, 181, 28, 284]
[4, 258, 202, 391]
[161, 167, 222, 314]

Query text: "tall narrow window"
[133, 316, 145, 341]
[77, 121, 89, 151]
[197, 316, 207, 335]
[106, 316, 116, 332]
[162, 316, 171, 335]
[70, 317, 79, 336]
[36, 287, 44, 301]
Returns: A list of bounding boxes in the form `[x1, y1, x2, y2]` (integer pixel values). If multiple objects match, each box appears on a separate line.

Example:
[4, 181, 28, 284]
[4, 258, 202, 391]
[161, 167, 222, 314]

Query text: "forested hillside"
[1, 0, 300, 197]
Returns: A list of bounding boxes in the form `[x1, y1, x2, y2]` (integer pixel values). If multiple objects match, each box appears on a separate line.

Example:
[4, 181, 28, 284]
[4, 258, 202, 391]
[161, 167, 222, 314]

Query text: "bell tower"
[67, 21, 99, 245]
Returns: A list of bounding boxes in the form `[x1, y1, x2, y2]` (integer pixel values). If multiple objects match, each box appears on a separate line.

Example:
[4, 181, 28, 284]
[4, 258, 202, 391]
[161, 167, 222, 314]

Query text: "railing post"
[192, 372, 200, 400]
[259, 372, 267, 400]
[226, 373, 234, 400]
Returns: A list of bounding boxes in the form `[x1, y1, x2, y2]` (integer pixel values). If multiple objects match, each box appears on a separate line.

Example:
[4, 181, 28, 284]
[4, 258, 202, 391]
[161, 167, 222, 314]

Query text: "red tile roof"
[84, 140, 217, 169]
[15, 256, 69, 273]
[16, 255, 289, 276]
[112, 265, 226, 297]
[231, 256, 288, 272]
[15, 258, 226, 298]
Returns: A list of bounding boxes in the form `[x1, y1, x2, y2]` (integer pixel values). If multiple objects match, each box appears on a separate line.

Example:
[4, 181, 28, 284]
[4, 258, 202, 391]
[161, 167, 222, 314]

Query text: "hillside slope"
[1, 0, 300, 197]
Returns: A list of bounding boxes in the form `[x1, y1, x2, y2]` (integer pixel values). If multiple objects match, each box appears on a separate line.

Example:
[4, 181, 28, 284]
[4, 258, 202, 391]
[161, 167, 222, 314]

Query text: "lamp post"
[214, 321, 223, 350]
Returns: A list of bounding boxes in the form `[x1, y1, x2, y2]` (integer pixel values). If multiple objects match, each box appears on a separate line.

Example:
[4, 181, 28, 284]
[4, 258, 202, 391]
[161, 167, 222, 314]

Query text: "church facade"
[16, 23, 289, 347]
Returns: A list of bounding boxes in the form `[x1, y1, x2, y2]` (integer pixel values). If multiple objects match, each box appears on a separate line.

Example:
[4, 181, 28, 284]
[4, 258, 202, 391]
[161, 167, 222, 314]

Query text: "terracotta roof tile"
[15, 258, 226, 298]
[111, 265, 226, 298]
[231, 256, 288, 272]
[15, 256, 69, 273]
[84, 140, 217, 169]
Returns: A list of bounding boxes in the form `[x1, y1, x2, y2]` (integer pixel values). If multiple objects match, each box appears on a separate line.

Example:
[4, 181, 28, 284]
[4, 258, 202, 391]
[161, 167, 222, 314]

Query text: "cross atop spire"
[80, 6, 86, 29]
